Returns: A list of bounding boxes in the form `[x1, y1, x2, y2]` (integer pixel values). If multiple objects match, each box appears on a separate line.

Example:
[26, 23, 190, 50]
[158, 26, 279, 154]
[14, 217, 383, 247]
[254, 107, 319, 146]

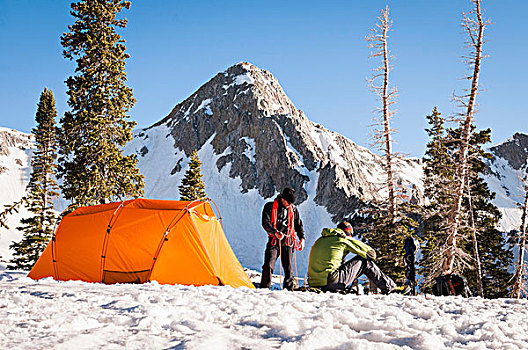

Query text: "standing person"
[259, 187, 305, 290]
[308, 221, 410, 294]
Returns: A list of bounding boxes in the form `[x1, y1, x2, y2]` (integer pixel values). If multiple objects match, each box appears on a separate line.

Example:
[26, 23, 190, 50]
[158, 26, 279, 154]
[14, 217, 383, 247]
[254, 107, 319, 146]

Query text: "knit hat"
[337, 221, 353, 236]
[281, 187, 296, 204]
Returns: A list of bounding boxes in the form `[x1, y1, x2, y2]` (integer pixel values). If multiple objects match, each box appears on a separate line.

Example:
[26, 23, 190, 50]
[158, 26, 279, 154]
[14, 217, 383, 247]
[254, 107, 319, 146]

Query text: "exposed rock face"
[0, 129, 33, 158]
[147, 62, 424, 221]
[0, 128, 33, 175]
[490, 133, 528, 171]
[482, 132, 528, 232]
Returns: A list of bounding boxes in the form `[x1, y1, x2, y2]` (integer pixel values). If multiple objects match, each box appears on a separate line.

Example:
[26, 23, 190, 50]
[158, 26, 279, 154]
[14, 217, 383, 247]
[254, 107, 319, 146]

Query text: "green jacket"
[307, 228, 373, 287]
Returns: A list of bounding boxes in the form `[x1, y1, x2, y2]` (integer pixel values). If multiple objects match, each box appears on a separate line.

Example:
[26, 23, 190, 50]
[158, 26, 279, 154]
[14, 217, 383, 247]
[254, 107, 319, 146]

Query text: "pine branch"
[0, 198, 27, 230]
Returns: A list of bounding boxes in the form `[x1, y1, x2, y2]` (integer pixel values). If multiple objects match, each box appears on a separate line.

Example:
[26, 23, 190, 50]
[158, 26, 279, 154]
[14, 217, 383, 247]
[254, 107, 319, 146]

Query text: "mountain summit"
[126, 62, 423, 272]
[139, 62, 423, 218]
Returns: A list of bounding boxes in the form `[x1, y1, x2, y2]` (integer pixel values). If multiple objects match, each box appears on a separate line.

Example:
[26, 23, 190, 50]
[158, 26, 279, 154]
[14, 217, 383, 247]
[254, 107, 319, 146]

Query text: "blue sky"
[1, 0, 526, 157]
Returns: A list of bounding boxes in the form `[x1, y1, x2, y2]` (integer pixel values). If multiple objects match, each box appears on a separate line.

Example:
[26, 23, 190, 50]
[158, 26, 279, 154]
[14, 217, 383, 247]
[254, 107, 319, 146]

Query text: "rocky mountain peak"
[137, 63, 424, 221]
[490, 132, 528, 171]
[225, 62, 299, 117]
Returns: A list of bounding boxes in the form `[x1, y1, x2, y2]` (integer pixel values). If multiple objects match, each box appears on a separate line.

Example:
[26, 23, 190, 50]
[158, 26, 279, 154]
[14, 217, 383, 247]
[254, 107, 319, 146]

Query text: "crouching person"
[307, 221, 409, 294]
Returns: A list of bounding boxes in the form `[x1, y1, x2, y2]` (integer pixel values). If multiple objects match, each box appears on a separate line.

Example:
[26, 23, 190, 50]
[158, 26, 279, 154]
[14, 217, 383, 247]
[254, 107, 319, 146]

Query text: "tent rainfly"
[28, 199, 254, 289]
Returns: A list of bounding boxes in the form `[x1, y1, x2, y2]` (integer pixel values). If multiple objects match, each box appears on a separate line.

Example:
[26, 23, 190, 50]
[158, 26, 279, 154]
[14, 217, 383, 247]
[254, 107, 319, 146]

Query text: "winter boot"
[388, 285, 412, 295]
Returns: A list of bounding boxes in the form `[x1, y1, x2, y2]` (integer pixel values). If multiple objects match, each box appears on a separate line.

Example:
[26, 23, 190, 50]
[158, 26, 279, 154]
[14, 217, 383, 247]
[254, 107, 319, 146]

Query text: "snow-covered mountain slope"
[2, 270, 528, 349]
[126, 124, 334, 275]
[0, 127, 33, 261]
[484, 132, 528, 232]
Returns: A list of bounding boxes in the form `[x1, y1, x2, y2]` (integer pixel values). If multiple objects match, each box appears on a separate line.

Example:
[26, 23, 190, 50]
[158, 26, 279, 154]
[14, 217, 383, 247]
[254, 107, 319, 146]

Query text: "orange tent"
[28, 199, 254, 289]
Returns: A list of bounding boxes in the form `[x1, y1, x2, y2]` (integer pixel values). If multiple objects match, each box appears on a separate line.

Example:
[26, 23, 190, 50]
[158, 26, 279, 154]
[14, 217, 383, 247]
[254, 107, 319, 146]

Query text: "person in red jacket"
[259, 187, 305, 290]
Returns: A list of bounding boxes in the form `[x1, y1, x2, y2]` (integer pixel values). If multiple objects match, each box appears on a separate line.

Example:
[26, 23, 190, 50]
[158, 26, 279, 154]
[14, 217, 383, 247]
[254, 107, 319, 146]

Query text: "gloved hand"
[298, 238, 305, 251]
[366, 249, 377, 261]
[275, 231, 285, 240]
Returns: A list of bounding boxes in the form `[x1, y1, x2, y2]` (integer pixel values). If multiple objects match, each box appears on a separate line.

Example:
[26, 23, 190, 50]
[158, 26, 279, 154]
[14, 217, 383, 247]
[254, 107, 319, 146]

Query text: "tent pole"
[51, 204, 78, 280]
[145, 207, 191, 282]
[207, 199, 224, 229]
[186, 202, 224, 285]
[99, 199, 132, 283]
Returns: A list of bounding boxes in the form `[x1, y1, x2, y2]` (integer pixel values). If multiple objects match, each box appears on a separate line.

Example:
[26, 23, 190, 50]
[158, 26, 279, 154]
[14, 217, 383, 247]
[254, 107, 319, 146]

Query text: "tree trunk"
[381, 17, 396, 223]
[512, 182, 528, 298]
[467, 178, 484, 297]
[443, 0, 485, 274]
[367, 6, 396, 223]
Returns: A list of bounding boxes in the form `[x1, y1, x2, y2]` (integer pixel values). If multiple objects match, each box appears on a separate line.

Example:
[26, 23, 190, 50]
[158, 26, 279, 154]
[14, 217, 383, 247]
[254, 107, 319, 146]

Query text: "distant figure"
[308, 221, 410, 294]
[259, 187, 305, 290]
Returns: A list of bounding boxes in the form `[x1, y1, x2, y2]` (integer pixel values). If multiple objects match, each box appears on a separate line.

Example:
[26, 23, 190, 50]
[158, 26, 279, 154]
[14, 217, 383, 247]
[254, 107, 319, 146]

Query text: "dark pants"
[260, 240, 294, 290]
[323, 256, 396, 294]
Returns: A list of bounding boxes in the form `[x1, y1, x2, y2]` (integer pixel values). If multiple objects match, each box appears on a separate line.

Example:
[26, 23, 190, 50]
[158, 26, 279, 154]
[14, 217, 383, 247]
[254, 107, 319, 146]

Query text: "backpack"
[432, 274, 471, 297]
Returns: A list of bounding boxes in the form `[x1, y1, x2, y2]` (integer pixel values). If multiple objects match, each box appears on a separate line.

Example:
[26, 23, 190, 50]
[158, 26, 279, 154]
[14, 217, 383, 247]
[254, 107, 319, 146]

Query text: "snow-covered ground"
[2, 266, 527, 350]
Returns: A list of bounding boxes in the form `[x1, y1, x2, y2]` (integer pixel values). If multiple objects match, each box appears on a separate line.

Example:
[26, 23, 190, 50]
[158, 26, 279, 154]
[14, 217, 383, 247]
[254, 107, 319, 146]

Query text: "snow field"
[0, 129, 33, 261]
[484, 155, 526, 232]
[1, 269, 528, 350]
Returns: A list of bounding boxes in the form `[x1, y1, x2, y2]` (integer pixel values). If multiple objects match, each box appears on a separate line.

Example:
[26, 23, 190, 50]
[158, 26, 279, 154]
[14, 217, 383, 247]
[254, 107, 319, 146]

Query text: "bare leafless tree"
[467, 177, 484, 297]
[512, 178, 528, 298]
[442, 0, 489, 274]
[367, 5, 397, 222]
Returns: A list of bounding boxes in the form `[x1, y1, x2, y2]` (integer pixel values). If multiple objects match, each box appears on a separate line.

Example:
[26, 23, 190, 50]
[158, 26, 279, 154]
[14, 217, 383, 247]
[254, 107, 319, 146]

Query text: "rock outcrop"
[490, 133, 528, 171]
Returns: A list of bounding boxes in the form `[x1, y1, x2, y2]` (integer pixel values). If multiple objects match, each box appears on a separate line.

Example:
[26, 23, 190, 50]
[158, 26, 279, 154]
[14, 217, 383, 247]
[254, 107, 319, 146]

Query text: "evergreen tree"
[179, 150, 208, 201]
[9, 88, 59, 270]
[59, 0, 144, 206]
[419, 108, 456, 289]
[419, 108, 513, 297]
[363, 203, 419, 284]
